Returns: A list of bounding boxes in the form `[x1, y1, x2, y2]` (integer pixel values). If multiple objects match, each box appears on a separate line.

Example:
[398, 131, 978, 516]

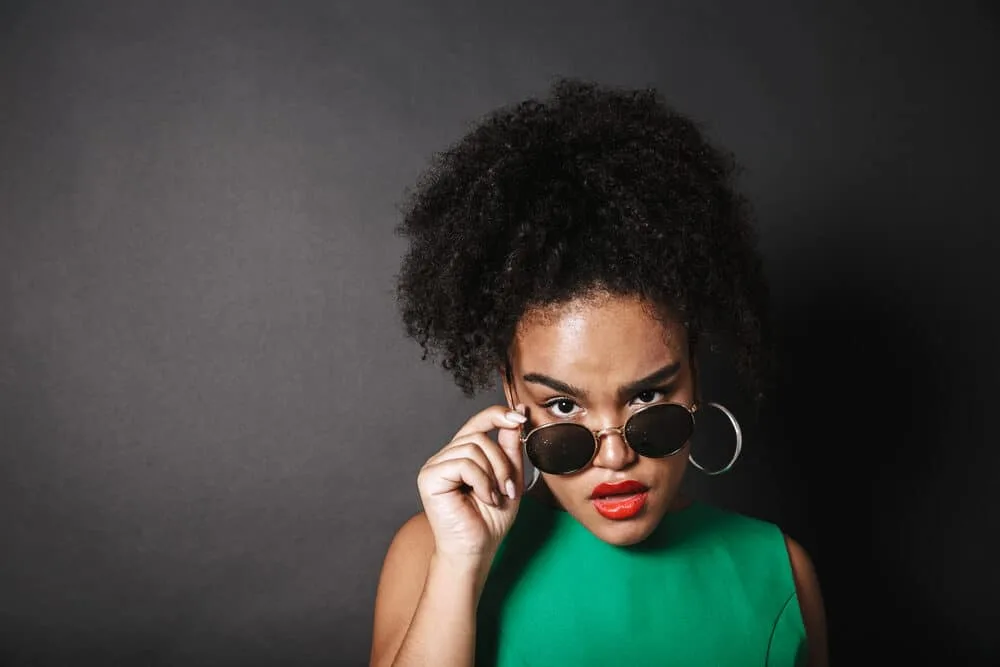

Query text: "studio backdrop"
[1, 1, 997, 665]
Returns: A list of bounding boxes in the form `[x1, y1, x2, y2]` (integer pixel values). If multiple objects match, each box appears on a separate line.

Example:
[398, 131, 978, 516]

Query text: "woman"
[370, 79, 828, 667]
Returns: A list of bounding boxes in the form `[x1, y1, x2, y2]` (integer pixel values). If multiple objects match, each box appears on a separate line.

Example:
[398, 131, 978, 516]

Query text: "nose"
[591, 426, 638, 471]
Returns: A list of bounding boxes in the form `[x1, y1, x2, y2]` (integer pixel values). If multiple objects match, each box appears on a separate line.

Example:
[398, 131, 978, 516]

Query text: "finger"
[441, 435, 514, 500]
[419, 457, 499, 507]
[496, 403, 526, 497]
[427, 441, 498, 494]
[453, 404, 527, 441]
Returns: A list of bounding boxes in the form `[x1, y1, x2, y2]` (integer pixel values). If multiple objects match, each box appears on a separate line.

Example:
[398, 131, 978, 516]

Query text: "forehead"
[510, 294, 688, 384]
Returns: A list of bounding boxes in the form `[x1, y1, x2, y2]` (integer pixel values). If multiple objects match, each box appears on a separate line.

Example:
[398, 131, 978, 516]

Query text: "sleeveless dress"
[476, 495, 807, 666]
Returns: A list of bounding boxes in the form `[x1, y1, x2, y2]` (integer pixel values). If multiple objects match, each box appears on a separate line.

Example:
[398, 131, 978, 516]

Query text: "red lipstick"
[590, 480, 649, 520]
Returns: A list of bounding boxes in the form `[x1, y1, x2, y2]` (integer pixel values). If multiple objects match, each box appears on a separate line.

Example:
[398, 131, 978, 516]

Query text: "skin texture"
[370, 294, 829, 667]
[502, 291, 694, 546]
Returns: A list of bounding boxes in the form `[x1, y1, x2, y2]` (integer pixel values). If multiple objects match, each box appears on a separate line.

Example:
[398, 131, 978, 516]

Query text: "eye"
[631, 389, 665, 405]
[542, 398, 582, 418]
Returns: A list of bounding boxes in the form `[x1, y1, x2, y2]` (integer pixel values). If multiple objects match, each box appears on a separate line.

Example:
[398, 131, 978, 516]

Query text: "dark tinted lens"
[624, 403, 693, 457]
[525, 423, 596, 474]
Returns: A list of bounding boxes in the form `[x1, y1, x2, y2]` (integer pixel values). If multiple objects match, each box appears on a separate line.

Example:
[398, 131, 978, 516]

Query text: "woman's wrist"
[428, 551, 493, 601]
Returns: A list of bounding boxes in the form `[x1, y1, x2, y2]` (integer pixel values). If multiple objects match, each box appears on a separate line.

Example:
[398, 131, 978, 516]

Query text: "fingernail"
[505, 479, 517, 499]
[504, 410, 527, 424]
[491, 490, 501, 506]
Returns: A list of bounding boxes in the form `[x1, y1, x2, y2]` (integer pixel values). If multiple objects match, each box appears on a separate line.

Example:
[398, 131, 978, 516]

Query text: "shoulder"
[388, 511, 435, 555]
[783, 535, 818, 592]
[698, 509, 829, 666]
[370, 513, 435, 666]
[783, 535, 829, 667]
[377, 511, 436, 589]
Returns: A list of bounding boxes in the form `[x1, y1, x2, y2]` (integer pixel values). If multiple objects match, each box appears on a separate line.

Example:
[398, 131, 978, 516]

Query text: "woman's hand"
[417, 404, 527, 570]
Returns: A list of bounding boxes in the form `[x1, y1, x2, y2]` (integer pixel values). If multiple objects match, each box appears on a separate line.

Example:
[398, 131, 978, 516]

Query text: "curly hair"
[395, 78, 771, 401]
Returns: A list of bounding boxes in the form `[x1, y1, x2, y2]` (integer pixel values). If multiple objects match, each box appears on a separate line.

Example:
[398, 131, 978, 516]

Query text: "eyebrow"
[522, 372, 589, 399]
[615, 361, 682, 402]
[522, 361, 682, 402]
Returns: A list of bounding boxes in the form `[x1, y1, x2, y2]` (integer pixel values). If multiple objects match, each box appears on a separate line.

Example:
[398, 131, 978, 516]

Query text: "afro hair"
[395, 78, 771, 400]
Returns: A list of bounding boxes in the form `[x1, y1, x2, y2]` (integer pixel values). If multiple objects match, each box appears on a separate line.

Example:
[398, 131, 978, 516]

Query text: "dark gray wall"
[2, 1, 997, 665]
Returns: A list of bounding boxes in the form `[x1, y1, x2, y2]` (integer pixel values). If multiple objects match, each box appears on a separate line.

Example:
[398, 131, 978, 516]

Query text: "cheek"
[646, 448, 691, 481]
[540, 472, 576, 492]
[539, 471, 591, 502]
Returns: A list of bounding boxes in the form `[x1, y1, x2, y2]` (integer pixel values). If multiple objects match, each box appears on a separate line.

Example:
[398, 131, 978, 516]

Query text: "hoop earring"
[688, 401, 742, 476]
[525, 464, 540, 491]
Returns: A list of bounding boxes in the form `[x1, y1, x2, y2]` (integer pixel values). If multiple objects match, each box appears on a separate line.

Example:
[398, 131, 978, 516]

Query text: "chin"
[576, 506, 661, 546]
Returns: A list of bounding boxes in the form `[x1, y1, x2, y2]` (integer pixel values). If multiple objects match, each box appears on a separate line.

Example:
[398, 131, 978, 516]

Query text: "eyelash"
[540, 386, 674, 418]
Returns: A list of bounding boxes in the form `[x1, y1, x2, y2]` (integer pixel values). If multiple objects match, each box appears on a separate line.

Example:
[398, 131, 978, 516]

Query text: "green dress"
[476, 495, 807, 666]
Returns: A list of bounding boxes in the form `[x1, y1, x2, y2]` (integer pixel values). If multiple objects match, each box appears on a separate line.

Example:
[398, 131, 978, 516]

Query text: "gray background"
[2, 1, 998, 665]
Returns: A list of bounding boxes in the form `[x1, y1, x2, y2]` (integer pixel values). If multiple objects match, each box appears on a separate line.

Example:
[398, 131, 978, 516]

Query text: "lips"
[591, 479, 648, 499]
[590, 480, 649, 520]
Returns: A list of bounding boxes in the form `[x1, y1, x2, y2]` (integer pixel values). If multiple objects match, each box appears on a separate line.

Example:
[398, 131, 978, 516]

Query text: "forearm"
[389, 555, 485, 667]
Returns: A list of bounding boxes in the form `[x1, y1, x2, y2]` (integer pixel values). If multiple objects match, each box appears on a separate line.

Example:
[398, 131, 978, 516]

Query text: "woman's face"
[503, 292, 695, 546]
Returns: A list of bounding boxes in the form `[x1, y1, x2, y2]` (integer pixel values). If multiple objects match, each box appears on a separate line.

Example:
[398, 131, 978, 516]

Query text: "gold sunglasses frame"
[519, 401, 698, 475]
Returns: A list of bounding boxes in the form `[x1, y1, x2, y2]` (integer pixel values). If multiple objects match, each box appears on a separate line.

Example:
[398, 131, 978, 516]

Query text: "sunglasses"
[520, 402, 696, 475]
